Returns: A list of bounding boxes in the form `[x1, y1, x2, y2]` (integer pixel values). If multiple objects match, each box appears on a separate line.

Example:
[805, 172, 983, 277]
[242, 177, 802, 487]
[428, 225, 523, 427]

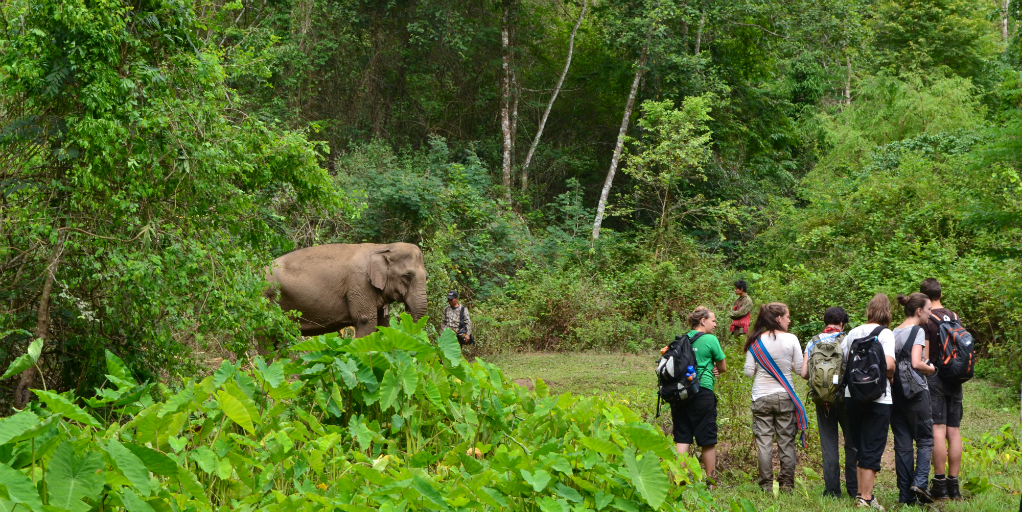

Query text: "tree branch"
[724, 19, 789, 39]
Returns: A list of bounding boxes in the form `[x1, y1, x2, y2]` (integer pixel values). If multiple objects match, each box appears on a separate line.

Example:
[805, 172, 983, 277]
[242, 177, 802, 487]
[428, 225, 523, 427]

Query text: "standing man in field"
[920, 278, 963, 500]
[442, 290, 474, 349]
[729, 280, 753, 337]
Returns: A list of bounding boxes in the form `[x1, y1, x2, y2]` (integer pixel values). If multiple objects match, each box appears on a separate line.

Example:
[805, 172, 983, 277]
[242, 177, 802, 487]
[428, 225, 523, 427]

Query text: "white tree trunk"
[1001, 0, 1009, 39]
[520, 0, 587, 191]
[591, 42, 648, 240]
[694, 9, 705, 55]
[844, 53, 852, 106]
[500, 1, 514, 201]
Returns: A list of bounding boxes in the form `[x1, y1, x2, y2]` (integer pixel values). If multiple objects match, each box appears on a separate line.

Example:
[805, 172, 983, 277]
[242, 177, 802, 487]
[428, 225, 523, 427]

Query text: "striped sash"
[749, 338, 808, 448]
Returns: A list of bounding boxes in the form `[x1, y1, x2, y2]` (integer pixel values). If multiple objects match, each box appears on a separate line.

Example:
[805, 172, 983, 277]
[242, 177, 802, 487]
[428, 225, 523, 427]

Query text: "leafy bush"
[0, 315, 722, 511]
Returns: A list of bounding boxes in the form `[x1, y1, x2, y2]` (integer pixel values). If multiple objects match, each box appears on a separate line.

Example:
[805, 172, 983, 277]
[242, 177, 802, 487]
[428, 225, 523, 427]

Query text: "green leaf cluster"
[0, 314, 714, 511]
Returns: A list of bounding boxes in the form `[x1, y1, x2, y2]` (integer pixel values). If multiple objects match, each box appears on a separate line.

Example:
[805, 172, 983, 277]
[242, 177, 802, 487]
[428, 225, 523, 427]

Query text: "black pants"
[815, 402, 858, 498]
[892, 392, 934, 504]
[844, 398, 891, 472]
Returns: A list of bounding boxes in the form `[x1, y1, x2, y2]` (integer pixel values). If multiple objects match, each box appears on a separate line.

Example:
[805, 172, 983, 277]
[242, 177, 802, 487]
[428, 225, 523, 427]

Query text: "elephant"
[264, 242, 427, 337]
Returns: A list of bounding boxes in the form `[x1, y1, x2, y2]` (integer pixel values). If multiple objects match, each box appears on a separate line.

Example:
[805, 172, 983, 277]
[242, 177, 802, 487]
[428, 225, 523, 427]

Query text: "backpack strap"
[868, 325, 886, 339]
[457, 305, 468, 335]
[902, 325, 921, 357]
[749, 338, 809, 448]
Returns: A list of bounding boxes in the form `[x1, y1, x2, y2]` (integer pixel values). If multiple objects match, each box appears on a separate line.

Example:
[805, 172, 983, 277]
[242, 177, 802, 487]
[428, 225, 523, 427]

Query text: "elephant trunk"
[405, 284, 428, 321]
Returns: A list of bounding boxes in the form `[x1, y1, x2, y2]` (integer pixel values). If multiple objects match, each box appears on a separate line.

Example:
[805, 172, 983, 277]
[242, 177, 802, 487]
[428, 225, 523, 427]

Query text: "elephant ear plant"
[0, 314, 717, 512]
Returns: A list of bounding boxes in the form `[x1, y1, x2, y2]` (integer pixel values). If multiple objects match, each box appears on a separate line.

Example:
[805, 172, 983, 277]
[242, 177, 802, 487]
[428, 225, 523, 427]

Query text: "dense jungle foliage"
[0, 0, 1021, 411]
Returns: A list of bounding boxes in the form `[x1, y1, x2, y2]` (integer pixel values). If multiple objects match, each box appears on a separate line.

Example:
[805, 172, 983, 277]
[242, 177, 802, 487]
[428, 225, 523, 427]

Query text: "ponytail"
[744, 303, 790, 353]
[897, 292, 930, 318]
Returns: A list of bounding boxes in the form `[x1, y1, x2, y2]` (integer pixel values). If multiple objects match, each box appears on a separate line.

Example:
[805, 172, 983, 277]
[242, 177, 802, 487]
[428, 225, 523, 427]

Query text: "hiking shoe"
[856, 495, 885, 510]
[911, 485, 934, 504]
[947, 476, 961, 499]
[929, 477, 948, 500]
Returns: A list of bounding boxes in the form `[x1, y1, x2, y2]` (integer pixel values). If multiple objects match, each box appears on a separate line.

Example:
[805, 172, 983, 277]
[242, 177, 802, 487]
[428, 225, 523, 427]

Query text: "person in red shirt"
[728, 280, 753, 337]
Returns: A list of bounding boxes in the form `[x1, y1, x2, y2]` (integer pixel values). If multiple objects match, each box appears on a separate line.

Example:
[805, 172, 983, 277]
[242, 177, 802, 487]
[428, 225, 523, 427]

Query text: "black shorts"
[669, 388, 717, 446]
[928, 375, 963, 428]
[844, 398, 891, 471]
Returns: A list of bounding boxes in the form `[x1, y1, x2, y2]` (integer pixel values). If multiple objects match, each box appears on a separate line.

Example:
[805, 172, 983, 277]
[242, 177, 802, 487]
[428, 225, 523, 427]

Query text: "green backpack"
[807, 332, 846, 406]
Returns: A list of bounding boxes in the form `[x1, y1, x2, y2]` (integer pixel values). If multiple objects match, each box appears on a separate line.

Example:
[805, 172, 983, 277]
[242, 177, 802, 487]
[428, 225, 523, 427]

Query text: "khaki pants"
[751, 392, 798, 490]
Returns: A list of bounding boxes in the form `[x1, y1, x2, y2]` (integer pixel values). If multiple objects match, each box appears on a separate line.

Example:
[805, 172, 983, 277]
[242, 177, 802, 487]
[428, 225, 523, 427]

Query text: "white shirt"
[841, 323, 896, 404]
[744, 332, 803, 401]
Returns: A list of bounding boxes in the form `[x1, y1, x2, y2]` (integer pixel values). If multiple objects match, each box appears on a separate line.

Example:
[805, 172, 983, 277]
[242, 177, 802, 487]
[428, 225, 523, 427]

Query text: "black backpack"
[931, 312, 975, 384]
[656, 332, 703, 405]
[895, 326, 929, 400]
[844, 326, 888, 403]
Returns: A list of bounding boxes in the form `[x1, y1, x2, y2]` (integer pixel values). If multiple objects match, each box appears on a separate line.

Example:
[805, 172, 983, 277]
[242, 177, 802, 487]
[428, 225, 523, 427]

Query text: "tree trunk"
[520, 0, 586, 191]
[591, 37, 650, 240]
[844, 53, 852, 106]
[1001, 0, 1009, 39]
[500, 0, 514, 202]
[14, 245, 61, 408]
[694, 8, 705, 55]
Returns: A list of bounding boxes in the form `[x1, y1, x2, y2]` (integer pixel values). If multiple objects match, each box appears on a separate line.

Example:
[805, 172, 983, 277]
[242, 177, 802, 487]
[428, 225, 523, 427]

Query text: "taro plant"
[0, 314, 721, 511]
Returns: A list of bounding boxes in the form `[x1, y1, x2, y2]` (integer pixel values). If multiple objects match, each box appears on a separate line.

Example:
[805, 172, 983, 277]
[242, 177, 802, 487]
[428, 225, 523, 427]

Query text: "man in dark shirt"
[920, 278, 963, 501]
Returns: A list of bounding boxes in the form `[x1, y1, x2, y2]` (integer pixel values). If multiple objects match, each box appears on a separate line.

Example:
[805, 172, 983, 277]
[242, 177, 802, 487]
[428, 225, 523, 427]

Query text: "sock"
[949, 474, 958, 479]
[934, 474, 945, 480]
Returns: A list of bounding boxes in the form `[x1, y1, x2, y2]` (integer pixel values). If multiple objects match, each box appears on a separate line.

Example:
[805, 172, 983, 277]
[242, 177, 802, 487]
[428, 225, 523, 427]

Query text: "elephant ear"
[368, 250, 390, 290]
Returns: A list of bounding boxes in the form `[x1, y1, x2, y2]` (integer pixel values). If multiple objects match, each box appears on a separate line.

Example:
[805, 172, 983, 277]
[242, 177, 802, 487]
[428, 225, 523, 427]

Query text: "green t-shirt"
[687, 330, 726, 391]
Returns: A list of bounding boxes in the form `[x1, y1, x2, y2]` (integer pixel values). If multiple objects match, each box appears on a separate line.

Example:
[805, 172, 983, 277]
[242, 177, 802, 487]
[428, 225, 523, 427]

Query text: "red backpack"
[931, 312, 975, 384]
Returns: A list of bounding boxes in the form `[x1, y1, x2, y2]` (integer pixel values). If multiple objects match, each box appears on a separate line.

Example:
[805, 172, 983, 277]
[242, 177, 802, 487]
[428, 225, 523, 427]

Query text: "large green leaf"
[224, 380, 261, 425]
[538, 496, 567, 512]
[623, 449, 668, 510]
[0, 338, 42, 380]
[411, 476, 450, 510]
[118, 489, 156, 512]
[104, 350, 132, 385]
[216, 390, 255, 434]
[0, 411, 39, 445]
[106, 439, 153, 496]
[254, 356, 285, 389]
[579, 437, 621, 456]
[333, 359, 359, 389]
[46, 442, 104, 512]
[400, 364, 418, 396]
[175, 466, 210, 506]
[123, 443, 178, 476]
[378, 369, 400, 412]
[476, 487, 508, 509]
[437, 329, 461, 367]
[212, 360, 238, 387]
[31, 390, 100, 427]
[157, 387, 194, 418]
[0, 463, 43, 512]
[520, 469, 551, 492]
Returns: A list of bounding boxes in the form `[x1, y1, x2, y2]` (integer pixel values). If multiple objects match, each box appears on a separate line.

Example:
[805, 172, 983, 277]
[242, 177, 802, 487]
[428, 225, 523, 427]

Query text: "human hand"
[712, 367, 719, 378]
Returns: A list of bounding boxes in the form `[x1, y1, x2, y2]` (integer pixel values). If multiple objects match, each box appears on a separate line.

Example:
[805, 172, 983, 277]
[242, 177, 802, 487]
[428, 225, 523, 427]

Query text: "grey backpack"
[807, 332, 845, 405]
[896, 326, 929, 400]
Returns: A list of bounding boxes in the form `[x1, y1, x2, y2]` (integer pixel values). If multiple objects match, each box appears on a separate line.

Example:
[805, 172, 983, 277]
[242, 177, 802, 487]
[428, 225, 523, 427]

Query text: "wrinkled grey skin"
[265, 243, 427, 337]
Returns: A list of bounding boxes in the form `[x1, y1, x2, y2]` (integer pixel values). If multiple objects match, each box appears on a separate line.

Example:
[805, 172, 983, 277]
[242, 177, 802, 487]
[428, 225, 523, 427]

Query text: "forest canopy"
[1, 0, 1020, 406]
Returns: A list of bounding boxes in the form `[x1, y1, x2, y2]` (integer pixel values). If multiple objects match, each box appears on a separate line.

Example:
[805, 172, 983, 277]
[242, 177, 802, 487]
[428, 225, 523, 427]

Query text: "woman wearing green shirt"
[670, 306, 728, 485]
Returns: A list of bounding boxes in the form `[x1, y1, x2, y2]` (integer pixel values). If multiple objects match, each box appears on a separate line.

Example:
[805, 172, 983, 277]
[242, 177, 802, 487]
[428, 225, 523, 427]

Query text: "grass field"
[482, 341, 1022, 512]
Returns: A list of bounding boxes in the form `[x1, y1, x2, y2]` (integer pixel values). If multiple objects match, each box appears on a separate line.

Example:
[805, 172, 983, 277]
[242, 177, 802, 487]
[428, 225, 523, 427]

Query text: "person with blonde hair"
[666, 307, 727, 485]
[743, 302, 804, 493]
[842, 293, 897, 510]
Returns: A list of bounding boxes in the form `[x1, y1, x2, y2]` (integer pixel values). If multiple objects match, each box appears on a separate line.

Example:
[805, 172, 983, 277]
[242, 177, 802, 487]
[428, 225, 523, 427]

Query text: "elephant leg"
[377, 305, 390, 328]
[353, 319, 377, 338]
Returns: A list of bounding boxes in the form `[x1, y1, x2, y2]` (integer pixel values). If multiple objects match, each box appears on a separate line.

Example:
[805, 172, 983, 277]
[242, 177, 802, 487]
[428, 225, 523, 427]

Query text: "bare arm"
[800, 352, 810, 380]
[744, 350, 756, 377]
[911, 345, 936, 375]
[886, 355, 895, 379]
[716, 358, 727, 375]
